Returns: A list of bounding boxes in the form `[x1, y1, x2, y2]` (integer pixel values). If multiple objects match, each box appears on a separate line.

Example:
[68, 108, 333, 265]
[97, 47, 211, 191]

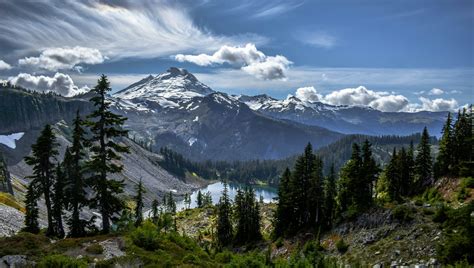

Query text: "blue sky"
[0, 0, 472, 112]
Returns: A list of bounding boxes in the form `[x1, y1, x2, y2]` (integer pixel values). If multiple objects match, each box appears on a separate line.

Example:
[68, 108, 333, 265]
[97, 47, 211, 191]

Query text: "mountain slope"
[112, 83, 343, 161]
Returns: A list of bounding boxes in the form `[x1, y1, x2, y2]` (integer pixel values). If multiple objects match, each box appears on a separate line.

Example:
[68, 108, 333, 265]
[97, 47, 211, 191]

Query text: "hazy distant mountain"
[239, 94, 447, 136]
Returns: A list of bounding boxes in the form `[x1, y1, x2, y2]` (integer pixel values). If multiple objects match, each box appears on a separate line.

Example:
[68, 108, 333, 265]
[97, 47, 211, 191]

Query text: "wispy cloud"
[297, 31, 337, 48]
[0, 1, 265, 62]
[252, 1, 304, 18]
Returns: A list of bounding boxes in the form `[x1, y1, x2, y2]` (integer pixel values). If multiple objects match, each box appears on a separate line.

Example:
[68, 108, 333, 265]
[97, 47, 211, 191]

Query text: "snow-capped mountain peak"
[114, 67, 214, 101]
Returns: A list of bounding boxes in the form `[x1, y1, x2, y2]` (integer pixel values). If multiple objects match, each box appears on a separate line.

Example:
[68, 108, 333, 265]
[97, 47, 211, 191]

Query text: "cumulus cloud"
[428, 88, 444, 95]
[418, 97, 459, 112]
[0, 1, 265, 60]
[321, 86, 410, 112]
[0, 59, 12, 70]
[8, 73, 89, 97]
[19, 47, 105, 71]
[295, 86, 322, 103]
[175, 43, 292, 80]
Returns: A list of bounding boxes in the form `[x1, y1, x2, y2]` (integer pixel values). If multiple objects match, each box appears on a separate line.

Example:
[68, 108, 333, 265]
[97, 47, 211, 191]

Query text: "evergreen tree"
[274, 168, 292, 237]
[85, 75, 130, 233]
[196, 190, 203, 208]
[435, 112, 454, 177]
[323, 164, 337, 229]
[234, 187, 261, 244]
[151, 199, 159, 223]
[184, 193, 191, 209]
[216, 181, 233, 247]
[360, 140, 379, 207]
[64, 112, 88, 237]
[166, 191, 176, 214]
[23, 182, 40, 234]
[134, 179, 145, 227]
[453, 108, 472, 176]
[52, 164, 65, 238]
[24, 124, 59, 236]
[288, 143, 319, 231]
[406, 141, 416, 196]
[384, 148, 400, 201]
[336, 143, 362, 215]
[414, 127, 432, 193]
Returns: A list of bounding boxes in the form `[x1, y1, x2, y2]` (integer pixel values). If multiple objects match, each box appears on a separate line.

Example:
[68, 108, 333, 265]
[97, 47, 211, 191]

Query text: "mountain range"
[1, 67, 448, 164]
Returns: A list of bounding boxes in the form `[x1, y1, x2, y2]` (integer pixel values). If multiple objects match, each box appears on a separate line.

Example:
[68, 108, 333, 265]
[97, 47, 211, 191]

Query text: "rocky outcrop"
[0, 88, 92, 135]
[0, 153, 13, 194]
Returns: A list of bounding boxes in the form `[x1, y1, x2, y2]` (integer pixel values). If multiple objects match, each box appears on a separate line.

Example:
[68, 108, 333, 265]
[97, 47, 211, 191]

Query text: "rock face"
[0, 153, 13, 194]
[0, 88, 92, 134]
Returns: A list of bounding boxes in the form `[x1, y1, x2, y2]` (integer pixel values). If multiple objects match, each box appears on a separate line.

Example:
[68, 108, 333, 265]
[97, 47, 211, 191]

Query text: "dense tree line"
[435, 108, 473, 178]
[157, 133, 434, 187]
[23, 75, 130, 237]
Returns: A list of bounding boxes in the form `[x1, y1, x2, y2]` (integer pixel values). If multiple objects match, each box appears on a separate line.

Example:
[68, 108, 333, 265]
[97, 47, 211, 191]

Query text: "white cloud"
[418, 97, 459, 112]
[8, 73, 89, 97]
[0, 60, 12, 70]
[175, 43, 292, 80]
[19, 46, 105, 71]
[368, 95, 409, 112]
[0, 1, 265, 61]
[295, 86, 322, 103]
[429, 88, 444, 95]
[316, 86, 409, 112]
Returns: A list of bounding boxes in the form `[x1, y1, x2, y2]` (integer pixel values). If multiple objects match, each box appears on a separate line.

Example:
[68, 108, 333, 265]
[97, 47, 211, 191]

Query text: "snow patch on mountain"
[0, 132, 24, 149]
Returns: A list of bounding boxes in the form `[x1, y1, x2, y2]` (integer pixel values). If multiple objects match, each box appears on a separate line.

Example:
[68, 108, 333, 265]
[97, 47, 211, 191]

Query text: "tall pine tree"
[85, 75, 130, 233]
[216, 181, 233, 247]
[274, 168, 292, 237]
[323, 164, 337, 229]
[24, 124, 59, 236]
[435, 112, 454, 178]
[52, 164, 65, 238]
[64, 111, 88, 237]
[23, 182, 40, 234]
[234, 187, 261, 244]
[414, 127, 432, 193]
[134, 179, 145, 227]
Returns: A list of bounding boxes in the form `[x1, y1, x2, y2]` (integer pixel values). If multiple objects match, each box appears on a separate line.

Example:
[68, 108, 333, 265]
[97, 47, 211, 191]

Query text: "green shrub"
[130, 221, 161, 251]
[182, 253, 200, 265]
[436, 202, 474, 264]
[414, 199, 423, 206]
[422, 188, 443, 203]
[85, 243, 104, 254]
[335, 238, 349, 253]
[423, 208, 434, 215]
[224, 251, 267, 268]
[275, 237, 284, 248]
[0, 232, 50, 257]
[433, 204, 449, 223]
[37, 254, 87, 268]
[457, 187, 469, 202]
[215, 251, 233, 264]
[392, 205, 414, 222]
[461, 177, 474, 188]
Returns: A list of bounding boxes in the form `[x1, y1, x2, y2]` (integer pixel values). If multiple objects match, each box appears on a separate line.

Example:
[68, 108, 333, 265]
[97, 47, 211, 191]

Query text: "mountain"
[111, 69, 343, 161]
[239, 93, 448, 136]
[0, 86, 205, 205]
